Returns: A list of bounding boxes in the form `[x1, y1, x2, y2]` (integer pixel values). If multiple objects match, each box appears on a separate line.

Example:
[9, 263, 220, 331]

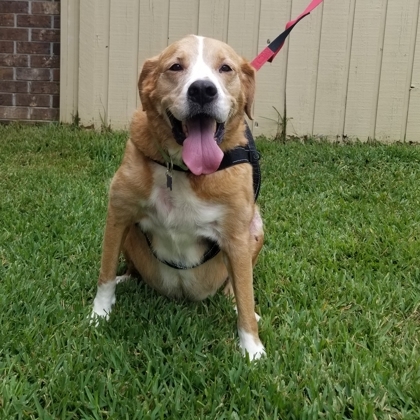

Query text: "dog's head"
[138, 35, 255, 175]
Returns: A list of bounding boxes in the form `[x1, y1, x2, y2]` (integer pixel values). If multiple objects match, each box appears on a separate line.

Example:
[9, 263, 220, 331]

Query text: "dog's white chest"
[138, 168, 224, 268]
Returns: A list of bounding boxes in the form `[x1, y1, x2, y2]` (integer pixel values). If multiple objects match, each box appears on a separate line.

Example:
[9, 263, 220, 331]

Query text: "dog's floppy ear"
[138, 56, 159, 111]
[240, 60, 256, 120]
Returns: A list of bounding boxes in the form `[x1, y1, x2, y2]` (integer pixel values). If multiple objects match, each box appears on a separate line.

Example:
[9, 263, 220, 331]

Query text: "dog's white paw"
[90, 308, 110, 326]
[90, 280, 117, 326]
[238, 329, 266, 361]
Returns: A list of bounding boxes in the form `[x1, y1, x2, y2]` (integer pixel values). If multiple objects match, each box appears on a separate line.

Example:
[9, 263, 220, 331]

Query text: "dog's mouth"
[167, 110, 225, 175]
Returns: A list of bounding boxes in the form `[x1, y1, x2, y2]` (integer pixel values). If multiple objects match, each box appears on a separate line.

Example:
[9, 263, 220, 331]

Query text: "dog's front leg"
[92, 208, 129, 321]
[225, 238, 265, 360]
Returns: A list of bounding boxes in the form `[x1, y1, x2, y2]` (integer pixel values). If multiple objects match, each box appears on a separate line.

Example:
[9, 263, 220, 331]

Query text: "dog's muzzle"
[165, 79, 227, 175]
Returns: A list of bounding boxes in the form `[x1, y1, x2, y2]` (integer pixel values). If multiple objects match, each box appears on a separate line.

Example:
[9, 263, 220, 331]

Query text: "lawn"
[0, 123, 419, 419]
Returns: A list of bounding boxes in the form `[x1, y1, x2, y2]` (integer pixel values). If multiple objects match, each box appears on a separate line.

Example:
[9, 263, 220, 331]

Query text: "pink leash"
[251, 0, 324, 70]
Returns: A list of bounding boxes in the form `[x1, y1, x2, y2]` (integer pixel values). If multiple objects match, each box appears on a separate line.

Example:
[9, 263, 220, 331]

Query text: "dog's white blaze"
[185, 36, 219, 89]
[238, 329, 266, 361]
[91, 279, 117, 321]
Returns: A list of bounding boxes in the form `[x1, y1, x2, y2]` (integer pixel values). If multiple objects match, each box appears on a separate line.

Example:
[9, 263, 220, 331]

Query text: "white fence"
[60, 0, 420, 142]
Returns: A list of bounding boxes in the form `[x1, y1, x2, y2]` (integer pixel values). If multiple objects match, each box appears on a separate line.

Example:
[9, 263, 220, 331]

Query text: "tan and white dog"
[91, 35, 265, 360]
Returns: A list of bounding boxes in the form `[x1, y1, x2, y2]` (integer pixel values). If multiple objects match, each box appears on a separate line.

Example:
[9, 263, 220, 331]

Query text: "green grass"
[1, 123, 419, 419]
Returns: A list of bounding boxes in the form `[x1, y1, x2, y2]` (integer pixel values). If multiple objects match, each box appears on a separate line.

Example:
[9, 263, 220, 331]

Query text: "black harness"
[139, 123, 261, 270]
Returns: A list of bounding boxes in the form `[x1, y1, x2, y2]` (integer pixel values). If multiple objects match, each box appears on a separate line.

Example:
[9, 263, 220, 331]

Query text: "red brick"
[0, 13, 14, 26]
[52, 68, 59, 81]
[17, 14, 52, 28]
[53, 15, 60, 29]
[0, 93, 14, 106]
[0, 68, 14, 79]
[29, 107, 59, 121]
[0, 2, 28, 14]
[52, 42, 60, 55]
[0, 81, 28, 93]
[31, 29, 60, 42]
[16, 41, 51, 54]
[16, 67, 51, 81]
[31, 2, 60, 15]
[15, 93, 51, 107]
[52, 94, 59, 108]
[0, 54, 29, 67]
[0, 28, 29, 42]
[30, 54, 59, 68]
[30, 80, 58, 94]
[0, 41, 14, 54]
[0, 106, 29, 120]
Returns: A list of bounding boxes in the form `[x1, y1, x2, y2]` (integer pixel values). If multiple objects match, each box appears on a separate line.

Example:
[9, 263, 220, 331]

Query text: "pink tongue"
[182, 116, 223, 175]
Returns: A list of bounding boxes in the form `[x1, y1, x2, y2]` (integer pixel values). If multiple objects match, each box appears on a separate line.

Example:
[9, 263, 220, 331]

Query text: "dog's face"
[138, 35, 255, 175]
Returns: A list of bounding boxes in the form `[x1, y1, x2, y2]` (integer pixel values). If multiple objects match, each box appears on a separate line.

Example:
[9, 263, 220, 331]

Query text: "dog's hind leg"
[223, 278, 235, 298]
[116, 248, 142, 285]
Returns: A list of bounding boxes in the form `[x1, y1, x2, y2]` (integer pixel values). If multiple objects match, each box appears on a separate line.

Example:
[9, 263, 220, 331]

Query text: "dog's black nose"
[187, 80, 218, 106]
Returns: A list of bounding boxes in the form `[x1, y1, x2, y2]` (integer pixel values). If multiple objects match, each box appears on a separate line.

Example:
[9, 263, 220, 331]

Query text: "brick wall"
[0, 1, 60, 123]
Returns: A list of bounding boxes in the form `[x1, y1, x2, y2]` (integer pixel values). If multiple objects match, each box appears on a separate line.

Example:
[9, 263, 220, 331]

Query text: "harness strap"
[142, 230, 221, 270]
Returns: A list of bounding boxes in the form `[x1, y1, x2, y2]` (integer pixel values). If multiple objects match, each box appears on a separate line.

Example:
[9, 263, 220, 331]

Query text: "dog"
[91, 35, 265, 360]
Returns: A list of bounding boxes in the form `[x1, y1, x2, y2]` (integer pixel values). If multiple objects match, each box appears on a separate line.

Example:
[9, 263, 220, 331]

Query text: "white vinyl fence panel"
[60, 0, 420, 142]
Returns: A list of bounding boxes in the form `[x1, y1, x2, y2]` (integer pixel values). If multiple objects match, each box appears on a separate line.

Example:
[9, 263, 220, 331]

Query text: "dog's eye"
[219, 64, 232, 73]
[169, 64, 183, 72]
